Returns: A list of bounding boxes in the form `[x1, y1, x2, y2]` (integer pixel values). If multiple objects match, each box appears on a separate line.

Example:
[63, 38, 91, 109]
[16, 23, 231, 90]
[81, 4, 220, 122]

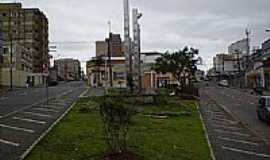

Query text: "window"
[3, 48, 9, 54]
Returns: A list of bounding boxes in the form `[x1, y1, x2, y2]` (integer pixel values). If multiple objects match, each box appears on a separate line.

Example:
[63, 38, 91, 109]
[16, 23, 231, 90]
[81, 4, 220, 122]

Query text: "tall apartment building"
[0, 3, 48, 87]
[54, 58, 81, 81]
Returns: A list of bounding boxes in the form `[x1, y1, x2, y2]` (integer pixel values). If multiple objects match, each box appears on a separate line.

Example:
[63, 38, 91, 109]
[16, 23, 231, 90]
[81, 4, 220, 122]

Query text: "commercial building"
[246, 38, 270, 89]
[0, 3, 49, 87]
[87, 33, 126, 88]
[86, 57, 126, 88]
[54, 58, 81, 81]
[213, 53, 239, 75]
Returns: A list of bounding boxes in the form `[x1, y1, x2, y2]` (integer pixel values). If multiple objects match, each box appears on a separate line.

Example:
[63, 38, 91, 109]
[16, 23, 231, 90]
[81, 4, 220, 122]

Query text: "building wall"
[0, 3, 49, 74]
[96, 41, 107, 57]
[262, 38, 270, 55]
[54, 58, 81, 81]
[95, 33, 123, 57]
[86, 57, 126, 88]
[228, 38, 249, 56]
[214, 54, 239, 74]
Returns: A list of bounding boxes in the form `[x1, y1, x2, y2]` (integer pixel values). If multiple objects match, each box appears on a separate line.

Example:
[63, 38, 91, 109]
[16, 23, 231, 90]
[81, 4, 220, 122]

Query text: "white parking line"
[212, 124, 241, 131]
[0, 138, 20, 147]
[23, 112, 52, 118]
[19, 92, 27, 96]
[0, 97, 8, 100]
[32, 107, 59, 113]
[214, 129, 251, 137]
[13, 117, 46, 125]
[0, 124, 34, 133]
[222, 146, 270, 158]
[211, 117, 237, 124]
[218, 136, 259, 146]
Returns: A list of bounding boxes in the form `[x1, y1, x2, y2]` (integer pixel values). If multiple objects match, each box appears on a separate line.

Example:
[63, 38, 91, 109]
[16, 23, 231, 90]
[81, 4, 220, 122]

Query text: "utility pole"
[124, 0, 133, 90]
[245, 28, 251, 88]
[107, 33, 113, 87]
[132, 8, 142, 93]
[8, 10, 13, 90]
[222, 54, 225, 79]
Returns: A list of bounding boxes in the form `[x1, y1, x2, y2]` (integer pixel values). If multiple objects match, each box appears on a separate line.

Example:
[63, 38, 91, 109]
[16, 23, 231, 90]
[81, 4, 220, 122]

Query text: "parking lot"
[0, 86, 85, 160]
[200, 92, 270, 160]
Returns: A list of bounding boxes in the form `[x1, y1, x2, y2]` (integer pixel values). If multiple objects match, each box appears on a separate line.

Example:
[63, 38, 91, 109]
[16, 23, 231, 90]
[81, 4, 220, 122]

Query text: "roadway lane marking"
[0, 124, 34, 133]
[214, 129, 251, 137]
[0, 138, 20, 147]
[31, 107, 59, 113]
[218, 136, 259, 146]
[13, 117, 46, 125]
[23, 112, 52, 118]
[222, 146, 270, 158]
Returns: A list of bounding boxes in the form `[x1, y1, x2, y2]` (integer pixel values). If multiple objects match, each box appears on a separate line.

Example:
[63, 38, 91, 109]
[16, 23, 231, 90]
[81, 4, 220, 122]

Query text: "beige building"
[0, 3, 49, 88]
[54, 58, 81, 81]
[86, 57, 126, 88]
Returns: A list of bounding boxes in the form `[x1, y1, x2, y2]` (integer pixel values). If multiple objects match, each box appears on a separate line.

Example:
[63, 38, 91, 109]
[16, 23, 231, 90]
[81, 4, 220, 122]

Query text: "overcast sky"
[6, 0, 270, 71]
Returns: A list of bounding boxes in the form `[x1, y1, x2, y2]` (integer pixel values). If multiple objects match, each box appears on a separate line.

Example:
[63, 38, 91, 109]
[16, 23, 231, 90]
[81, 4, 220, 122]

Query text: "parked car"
[218, 80, 229, 87]
[257, 96, 270, 123]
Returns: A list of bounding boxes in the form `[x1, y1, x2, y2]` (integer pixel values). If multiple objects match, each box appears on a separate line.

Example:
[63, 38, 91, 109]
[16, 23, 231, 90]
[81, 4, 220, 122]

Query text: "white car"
[218, 80, 229, 87]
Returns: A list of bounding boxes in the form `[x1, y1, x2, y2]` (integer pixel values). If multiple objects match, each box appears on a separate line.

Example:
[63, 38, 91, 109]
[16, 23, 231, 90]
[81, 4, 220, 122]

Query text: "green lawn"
[25, 97, 211, 160]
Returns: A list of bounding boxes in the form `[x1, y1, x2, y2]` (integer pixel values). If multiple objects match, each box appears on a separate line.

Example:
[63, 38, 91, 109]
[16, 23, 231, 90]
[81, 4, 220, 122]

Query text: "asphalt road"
[0, 81, 86, 160]
[200, 83, 270, 160]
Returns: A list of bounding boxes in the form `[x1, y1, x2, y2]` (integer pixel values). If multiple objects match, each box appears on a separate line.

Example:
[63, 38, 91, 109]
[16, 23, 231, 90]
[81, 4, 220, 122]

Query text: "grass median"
[25, 96, 211, 160]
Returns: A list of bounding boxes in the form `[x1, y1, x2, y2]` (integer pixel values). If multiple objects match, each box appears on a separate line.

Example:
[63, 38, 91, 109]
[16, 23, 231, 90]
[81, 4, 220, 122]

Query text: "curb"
[79, 87, 90, 98]
[197, 103, 216, 160]
[20, 95, 80, 160]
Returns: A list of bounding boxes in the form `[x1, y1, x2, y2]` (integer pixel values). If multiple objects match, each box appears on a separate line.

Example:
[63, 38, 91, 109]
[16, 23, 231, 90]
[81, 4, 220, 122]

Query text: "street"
[200, 83, 270, 160]
[0, 81, 86, 160]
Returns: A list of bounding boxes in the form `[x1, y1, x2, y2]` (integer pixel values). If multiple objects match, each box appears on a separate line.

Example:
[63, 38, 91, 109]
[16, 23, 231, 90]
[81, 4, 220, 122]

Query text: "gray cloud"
[11, 0, 270, 71]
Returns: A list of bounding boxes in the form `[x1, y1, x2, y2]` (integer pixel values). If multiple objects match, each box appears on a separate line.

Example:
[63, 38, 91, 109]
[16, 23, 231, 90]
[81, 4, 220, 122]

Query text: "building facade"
[95, 33, 124, 58]
[86, 57, 126, 88]
[54, 58, 81, 81]
[0, 3, 49, 87]
[213, 53, 239, 75]
[228, 38, 249, 56]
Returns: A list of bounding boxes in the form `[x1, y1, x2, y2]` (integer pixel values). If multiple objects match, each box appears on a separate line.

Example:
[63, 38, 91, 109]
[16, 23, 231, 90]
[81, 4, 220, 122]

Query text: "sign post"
[43, 64, 49, 105]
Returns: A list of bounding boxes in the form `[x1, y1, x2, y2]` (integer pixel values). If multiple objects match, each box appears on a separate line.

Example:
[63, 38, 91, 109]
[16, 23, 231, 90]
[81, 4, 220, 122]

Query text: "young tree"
[154, 46, 199, 89]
